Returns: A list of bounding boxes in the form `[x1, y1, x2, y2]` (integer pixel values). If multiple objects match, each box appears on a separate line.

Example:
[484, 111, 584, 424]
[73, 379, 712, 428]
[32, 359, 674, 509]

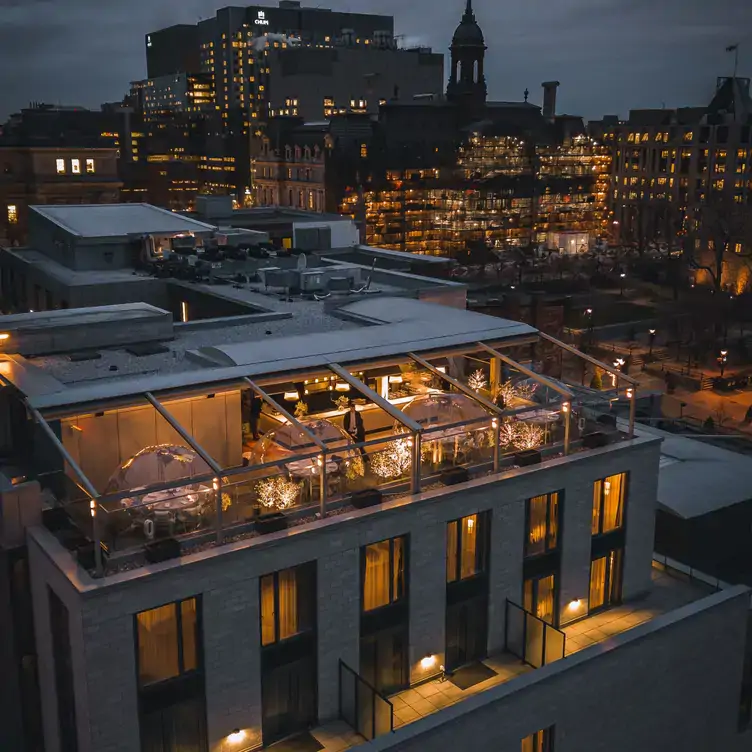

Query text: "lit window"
[135, 598, 199, 686]
[360, 143, 368, 158]
[260, 563, 316, 646]
[71, 159, 81, 174]
[56, 158, 65, 174]
[7, 204, 18, 224]
[446, 513, 488, 583]
[525, 492, 560, 557]
[85, 159, 95, 174]
[362, 537, 406, 612]
[521, 725, 555, 752]
[592, 473, 627, 535]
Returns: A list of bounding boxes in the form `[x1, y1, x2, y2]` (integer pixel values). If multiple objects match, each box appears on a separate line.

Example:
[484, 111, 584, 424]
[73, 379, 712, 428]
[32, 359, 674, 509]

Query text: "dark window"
[135, 598, 199, 687]
[700, 127, 710, 143]
[49, 588, 78, 752]
[522, 725, 555, 751]
[525, 492, 560, 557]
[446, 512, 489, 582]
[592, 473, 627, 536]
[362, 536, 406, 612]
[717, 126, 729, 144]
[260, 563, 316, 646]
[589, 549, 623, 611]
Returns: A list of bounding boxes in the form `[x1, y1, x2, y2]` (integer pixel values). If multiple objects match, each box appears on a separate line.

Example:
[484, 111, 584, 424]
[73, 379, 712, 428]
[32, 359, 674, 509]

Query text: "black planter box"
[596, 413, 617, 428]
[582, 431, 608, 449]
[145, 537, 181, 563]
[255, 512, 288, 534]
[515, 449, 542, 466]
[440, 467, 469, 485]
[351, 489, 383, 509]
[43, 507, 71, 532]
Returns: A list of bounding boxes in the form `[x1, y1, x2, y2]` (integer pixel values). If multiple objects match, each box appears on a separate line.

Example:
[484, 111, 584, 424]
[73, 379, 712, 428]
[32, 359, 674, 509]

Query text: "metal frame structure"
[28, 338, 640, 570]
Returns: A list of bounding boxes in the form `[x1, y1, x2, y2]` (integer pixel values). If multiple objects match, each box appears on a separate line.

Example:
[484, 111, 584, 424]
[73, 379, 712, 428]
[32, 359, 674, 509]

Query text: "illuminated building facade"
[596, 76, 752, 259]
[138, 73, 215, 121]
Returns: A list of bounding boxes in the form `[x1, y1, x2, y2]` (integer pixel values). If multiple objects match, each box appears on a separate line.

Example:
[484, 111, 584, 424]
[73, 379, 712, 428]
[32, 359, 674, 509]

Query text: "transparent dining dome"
[105, 444, 212, 495]
[400, 393, 490, 430]
[253, 418, 359, 464]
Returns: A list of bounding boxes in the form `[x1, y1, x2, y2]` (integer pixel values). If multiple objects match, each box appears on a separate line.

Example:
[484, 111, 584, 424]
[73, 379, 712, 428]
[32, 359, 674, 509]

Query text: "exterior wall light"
[227, 729, 246, 743]
[0, 333, 9, 341]
[420, 654, 437, 670]
[568, 599, 581, 610]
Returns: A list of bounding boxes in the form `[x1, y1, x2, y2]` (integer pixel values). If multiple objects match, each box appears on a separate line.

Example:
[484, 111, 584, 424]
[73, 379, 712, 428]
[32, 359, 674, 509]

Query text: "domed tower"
[446, 0, 487, 110]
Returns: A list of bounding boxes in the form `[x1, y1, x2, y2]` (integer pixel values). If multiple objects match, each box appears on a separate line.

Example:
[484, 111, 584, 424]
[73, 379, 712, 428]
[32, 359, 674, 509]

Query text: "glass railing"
[339, 660, 393, 741]
[505, 599, 566, 669]
[39, 387, 632, 570]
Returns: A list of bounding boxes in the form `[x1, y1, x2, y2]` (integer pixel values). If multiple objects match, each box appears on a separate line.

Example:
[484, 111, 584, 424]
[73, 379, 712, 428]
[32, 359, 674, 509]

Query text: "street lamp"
[612, 357, 625, 387]
[619, 272, 626, 297]
[718, 349, 728, 378]
[648, 329, 656, 356]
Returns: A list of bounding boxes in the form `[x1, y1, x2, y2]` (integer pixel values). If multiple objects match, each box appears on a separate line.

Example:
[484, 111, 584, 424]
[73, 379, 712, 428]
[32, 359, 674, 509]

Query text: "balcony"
[310, 563, 717, 752]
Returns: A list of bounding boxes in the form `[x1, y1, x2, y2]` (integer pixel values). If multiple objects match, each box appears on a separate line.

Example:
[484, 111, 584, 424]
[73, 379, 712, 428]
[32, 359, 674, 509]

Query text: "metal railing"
[339, 660, 394, 741]
[505, 599, 566, 669]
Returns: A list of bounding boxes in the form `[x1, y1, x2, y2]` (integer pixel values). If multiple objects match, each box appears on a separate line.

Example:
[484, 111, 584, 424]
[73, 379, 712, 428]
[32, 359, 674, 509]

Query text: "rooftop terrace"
[0, 298, 639, 577]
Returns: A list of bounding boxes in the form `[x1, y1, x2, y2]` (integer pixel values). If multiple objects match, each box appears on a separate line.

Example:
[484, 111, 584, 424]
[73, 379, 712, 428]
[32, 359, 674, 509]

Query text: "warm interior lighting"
[561, 401, 570, 414]
[388, 374, 403, 383]
[0, 333, 10, 341]
[180, 301, 189, 323]
[284, 390, 299, 401]
[466, 517, 474, 531]
[568, 599, 581, 610]
[335, 381, 350, 392]
[420, 654, 437, 670]
[227, 729, 246, 743]
[604, 480, 611, 495]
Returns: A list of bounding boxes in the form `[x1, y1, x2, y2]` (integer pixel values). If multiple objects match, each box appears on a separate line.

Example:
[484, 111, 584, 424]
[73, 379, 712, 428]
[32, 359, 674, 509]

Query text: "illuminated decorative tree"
[294, 400, 309, 419]
[468, 369, 488, 391]
[371, 437, 413, 479]
[257, 476, 302, 510]
[496, 380, 537, 407]
[498, 420, 544, 451]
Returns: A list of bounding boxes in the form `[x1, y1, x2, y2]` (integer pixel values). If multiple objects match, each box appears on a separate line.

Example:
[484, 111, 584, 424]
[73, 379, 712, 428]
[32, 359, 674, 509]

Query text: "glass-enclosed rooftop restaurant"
[0, 298, 638, 575]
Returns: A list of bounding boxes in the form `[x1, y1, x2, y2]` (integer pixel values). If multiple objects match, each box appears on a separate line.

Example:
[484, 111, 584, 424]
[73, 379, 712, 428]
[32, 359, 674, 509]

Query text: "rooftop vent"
[68, 351, 102, 362]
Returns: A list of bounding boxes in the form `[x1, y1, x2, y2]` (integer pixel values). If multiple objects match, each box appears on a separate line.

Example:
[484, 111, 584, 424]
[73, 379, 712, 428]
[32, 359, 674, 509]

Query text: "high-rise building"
[138, 73, 215, 122]
[145, 24, 201, 78]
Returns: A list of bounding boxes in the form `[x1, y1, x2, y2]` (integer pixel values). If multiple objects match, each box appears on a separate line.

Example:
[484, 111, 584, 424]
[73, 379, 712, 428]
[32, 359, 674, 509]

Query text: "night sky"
[1, 0, 750, 121]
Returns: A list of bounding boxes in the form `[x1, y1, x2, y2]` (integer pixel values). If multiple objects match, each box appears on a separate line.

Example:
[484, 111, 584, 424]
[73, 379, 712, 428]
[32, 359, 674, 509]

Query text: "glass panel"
[536, 575, 555, 625]
[460, 514, 478, 579]
[523, 578, 533, 613]
[392, 537, 405, 602]
[544, 626, 565, 665]
[591, 479, 602, 534]
[278, 568, 299, 640]
[374, 695, 393, 736]
[609, 549, 624, 603]
[180, 598, 197, 672]
[506, 602, 524, 658]
[260, 574, 276, 646]
[548, 493, 559, 551]
[589, 556, 607, 611]
[526, 495, 548, 557]
[363, 540, 391, 611]
[137, 603, 179, 685]
[525, 613, 544, 668]
[602, 473, 625, 533]
[446, 520, 458, 583]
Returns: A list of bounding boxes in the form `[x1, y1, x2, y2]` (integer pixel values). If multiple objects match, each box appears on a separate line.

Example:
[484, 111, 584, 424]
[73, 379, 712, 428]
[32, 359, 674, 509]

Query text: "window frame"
[524, 491, 561, 558]
[71, 158, 81, 175]
[85, 158, 95, 174]
[521, 725, 555, 752]
[259, 562, 316, 647]
[588, 548, 624, 613]
[361, 535, 408, 614]
[55, 158, 66, 174]
[133, 596, 202, 689]
[591, 473, 628, 537]
[446, 511, 490, 583]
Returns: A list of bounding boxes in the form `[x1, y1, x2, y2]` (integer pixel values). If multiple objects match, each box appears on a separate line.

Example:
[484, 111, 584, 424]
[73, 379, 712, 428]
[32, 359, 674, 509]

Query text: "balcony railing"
[339, 660, 393, 741]
[505, 599, 566, 669]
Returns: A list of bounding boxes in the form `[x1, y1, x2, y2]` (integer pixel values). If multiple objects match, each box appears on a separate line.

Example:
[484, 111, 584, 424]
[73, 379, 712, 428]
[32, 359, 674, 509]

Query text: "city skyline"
[0, 0, 749, 121]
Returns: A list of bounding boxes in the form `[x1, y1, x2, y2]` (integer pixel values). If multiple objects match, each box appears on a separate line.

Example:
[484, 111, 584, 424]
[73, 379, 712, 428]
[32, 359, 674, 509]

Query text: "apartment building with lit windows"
[138, 73, 215, 122]
[0, 285, 750, 752]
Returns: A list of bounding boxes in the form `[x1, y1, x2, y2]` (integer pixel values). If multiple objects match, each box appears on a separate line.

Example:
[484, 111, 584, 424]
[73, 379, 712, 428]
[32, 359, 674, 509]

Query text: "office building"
[138, 73, 215, 121]
[0, 268, 750, 751]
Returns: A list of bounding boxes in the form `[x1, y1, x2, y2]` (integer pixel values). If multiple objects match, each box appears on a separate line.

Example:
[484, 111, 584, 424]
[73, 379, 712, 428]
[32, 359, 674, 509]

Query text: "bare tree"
[685, 190, 752, 293]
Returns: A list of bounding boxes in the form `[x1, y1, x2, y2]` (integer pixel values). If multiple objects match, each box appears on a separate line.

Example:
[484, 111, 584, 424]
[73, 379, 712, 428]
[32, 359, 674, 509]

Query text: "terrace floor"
[309, 563, 713, 752]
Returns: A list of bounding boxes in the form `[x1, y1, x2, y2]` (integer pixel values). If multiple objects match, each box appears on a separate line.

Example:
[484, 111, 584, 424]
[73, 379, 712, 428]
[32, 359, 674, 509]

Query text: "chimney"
[542, 81, 560, 120]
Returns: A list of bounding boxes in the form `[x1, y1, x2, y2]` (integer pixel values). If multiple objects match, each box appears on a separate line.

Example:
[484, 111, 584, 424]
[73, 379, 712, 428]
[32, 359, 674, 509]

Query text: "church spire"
[464, 0, 474, 18]
[447, 0, 487, 111]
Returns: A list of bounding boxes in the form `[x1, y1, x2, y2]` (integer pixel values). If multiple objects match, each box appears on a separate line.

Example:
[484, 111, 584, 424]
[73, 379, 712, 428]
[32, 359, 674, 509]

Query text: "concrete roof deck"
[31, 203, 217, 238]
